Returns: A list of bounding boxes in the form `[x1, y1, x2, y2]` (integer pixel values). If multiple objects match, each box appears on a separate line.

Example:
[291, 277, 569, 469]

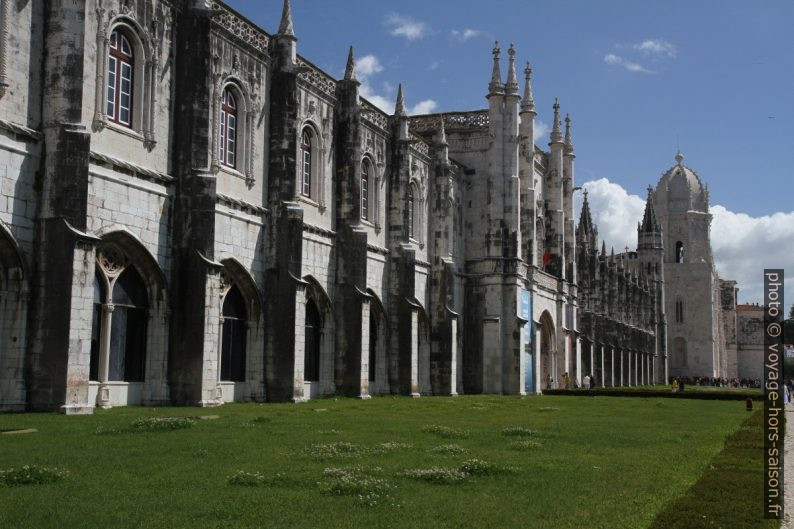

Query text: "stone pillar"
[96, 303, 115, 408]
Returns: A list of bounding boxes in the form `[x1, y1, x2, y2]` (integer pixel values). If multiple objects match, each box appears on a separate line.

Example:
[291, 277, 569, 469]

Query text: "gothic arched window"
[305, 299, 321, 382]
[300, 129, 312, 197]
[107, 29, 134, 127]
[675, 241, 684, 263]
[108, 266, 148, 382]
[221, 285, 247, 382]
[361, 160, 370, 220]
[408, 185, 416, 239]
[219, 88, 237, 168]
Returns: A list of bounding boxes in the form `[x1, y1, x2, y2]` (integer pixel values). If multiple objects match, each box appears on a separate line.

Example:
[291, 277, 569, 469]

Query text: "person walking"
[563, 372, 572, 390]
[671, 378, 679, 392]
[583, 374, 591, 390]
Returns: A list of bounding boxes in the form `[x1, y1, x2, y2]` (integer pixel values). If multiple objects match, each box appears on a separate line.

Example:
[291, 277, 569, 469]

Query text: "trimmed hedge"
[542, 388, 762, 401]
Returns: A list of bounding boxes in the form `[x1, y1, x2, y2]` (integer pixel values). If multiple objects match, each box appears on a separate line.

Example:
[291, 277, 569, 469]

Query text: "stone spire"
[601, 240, 607, 258]
[488, 42, 504, 95]
[394, 83, 407, 117]
[640, 185, 659, 233]
[550, 98, 563, 143]
[504, 44, 519, 95]
[521, 62, 536, 114]
[564, 113, 575, 155]
[277, 0, 295, 37]
[344, 45, 356, 81]
[577, 190, 593, 238]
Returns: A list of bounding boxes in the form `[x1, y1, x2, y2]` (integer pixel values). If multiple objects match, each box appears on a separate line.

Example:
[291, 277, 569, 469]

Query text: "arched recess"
[366, 289, 388, 395]
[217, 257, 265, 402]
[0, 222, 29, 411]
[539, 310, 556, 390]
[91, 230, 169, 407]
[303, 275, 334, 397]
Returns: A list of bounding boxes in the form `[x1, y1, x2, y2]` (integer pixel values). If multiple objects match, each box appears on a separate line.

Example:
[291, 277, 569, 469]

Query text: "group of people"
[669, 376, 762, 389]
[546, 372, 597, 390]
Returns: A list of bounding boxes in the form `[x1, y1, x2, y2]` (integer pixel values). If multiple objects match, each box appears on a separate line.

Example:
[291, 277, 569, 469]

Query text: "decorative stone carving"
[210, 2, 269, 54]
[98, 244, 126, 277]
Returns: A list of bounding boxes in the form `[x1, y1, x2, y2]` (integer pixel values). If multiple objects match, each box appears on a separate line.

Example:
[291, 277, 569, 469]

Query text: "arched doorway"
[221, 285, 247, 383]
[302, 276, 334, 399]
[539, 311, 556, 390]
[305, 298, 321, 385]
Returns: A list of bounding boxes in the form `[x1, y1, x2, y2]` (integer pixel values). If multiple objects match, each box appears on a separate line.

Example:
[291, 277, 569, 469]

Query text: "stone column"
[96, 303, 115, 408]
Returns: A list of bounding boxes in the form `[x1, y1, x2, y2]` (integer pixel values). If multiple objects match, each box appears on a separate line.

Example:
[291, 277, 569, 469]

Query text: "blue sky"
[227, 0, 793, 306]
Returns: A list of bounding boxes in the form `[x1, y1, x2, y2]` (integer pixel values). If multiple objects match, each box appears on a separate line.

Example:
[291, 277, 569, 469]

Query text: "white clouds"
[354, 53, 437, 116]
[534, 119, 550, 145]
[603, 53, 653, 74]
[451, 28, 482, 41]
[604, 38, 677, 74]
[709, 206, 794, 304]
[575, 178, 794, 304]
[356, 54, 383, 76]
[634, 39, 677, 58]
[385, 13, 427, 41]
[575, 178, 646, 252]
[356, 54, 392, 113]
[410, 99, 438, 115]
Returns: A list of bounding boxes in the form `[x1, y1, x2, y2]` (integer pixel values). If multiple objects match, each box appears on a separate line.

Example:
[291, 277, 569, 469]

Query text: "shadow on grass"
[648, 410, 780, 529]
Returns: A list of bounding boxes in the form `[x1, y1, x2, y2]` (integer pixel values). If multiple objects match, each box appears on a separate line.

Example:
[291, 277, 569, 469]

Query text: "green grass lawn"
[0, 396, 765, 529]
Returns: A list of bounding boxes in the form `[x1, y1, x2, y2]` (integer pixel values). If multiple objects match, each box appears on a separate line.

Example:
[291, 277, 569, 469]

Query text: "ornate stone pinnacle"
[395, 83, 407, 117]
[550, 98, 563, 143]
[278, 0, 295, 37]
[488, 41, 504, 95]
[344, 45, 355, 81]
[505, 44, 519, 95]
[564, 113, 574, 154]
[522, 61, 536, 113]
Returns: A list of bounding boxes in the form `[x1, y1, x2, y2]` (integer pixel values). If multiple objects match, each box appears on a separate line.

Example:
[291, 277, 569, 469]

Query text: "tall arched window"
[361, 161, 370, 220]
[90, 272, 105, 382]
[300, 130, 312, 197]
[408, 185, 415, 239]
[221, 285, 247, 382]
[107, 29, 134, 127]
[305, 299, 321, 382]
[219, 88, 237, 168]
[109, 266, 148, 382]
[675, 241, 684, 263]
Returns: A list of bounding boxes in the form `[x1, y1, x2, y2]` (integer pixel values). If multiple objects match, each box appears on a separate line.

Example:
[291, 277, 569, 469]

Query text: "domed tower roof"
[655, 151, 708, 213]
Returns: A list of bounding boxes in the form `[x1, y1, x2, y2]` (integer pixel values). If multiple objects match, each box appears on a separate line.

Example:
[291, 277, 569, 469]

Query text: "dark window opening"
[305, 299, 321, 382]
[221, 285, 247, 382]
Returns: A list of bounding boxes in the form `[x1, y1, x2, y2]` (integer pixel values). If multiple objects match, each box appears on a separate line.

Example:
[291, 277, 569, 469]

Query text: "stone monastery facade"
[0, 0, 672, 414]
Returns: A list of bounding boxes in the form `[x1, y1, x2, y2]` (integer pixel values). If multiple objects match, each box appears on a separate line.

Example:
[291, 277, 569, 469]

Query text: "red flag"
[543, 250, 552, 266]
